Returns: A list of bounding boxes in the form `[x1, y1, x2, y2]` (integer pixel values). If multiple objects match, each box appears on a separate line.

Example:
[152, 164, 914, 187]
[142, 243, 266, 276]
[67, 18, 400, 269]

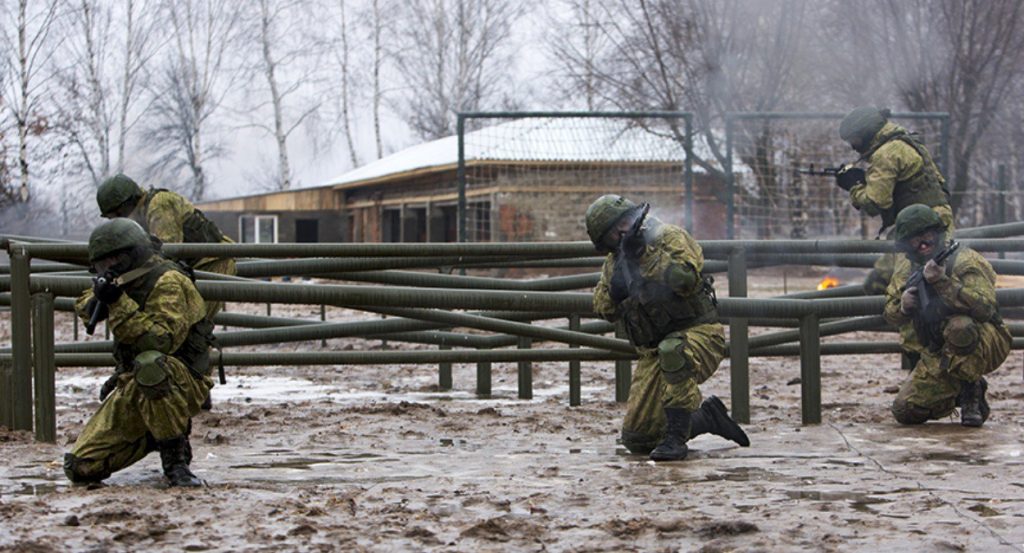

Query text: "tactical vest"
[864, 131, 951, 229]
[143, 188, 226, 266]
[112, 260, 214, 378]
[910, 250, 1002, 352]
[620, 274, 718, 348]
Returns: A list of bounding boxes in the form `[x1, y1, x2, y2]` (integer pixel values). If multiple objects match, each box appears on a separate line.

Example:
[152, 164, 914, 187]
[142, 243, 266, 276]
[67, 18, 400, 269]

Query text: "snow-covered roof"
[324, 118, 693, 189]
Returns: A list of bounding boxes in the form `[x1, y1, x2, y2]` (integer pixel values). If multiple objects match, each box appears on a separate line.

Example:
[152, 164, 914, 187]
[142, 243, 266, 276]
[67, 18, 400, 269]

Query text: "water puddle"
[704, 467, 786, 482]
[784, 490, 892, 513]
[898, 451, 989, 466]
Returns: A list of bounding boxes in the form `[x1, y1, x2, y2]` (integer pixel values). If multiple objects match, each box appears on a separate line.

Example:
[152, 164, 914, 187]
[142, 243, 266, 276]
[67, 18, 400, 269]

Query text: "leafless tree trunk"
[548, 0, 605, 110]
[0, 0, 61, 206]
[372, 0, 384, 158]
[389, 0, 524, 140]
[336, 0, 359, 167]
[117, 0, 158, 173]
[145, 0, 240, 201]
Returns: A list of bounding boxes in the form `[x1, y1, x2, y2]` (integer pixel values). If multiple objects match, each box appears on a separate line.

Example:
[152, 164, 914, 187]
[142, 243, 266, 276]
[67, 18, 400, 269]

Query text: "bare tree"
[333, 0, 360, 167]
[547, 0, 608, 110]
[389, 0, 524, 140]
[0, 0, 61, 206]
[370, 0, 385, 157]
[117, 0, 160, 173]
[145, 0, 241, 201]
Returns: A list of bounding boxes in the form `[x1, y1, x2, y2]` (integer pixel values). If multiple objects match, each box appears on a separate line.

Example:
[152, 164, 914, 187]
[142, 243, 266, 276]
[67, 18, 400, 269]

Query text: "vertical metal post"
[614, 324, 631, 403]
[728, 247, 750, 424]
[320, 305, 327, 347]
[457, 114, 467, 243]
[939, 114, 951, 178]
[517, 336, 532, 400]
[10, 247, 33, 431]
[684, 114, 694, 234]
[32, 293, 55, 443]
[569, 314, 581, 407]
[799, 313, 822, 425]
[73, 310, 79, 341]
[998, 164, 1008, 260]
[725, 114, 735, 240]
[476, 355, 491, 397]
[0, 358, 10, 429]
[438, 344, 452, 391]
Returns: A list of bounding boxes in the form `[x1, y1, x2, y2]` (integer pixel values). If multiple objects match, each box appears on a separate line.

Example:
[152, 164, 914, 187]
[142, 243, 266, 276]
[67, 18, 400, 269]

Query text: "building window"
[240, 215, 278, 243]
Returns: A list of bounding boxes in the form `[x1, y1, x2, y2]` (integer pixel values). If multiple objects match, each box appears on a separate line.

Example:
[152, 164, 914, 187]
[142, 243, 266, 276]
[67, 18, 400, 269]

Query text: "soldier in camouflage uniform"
[884, 205, 1010, 427]
[837, 106, 955, 295]
[96, 173, 236, 319]
[64, 219, 214, 487]
[586, 195, 749, 461]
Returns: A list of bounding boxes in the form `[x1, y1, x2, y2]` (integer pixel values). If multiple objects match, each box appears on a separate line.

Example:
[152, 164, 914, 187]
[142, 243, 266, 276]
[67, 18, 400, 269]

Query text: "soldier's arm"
[146, 192, 186, 243]
[850, 157, 897, 215]
[660, 228, 701, 296]
[593, 256, 618, 322]
[929, 262, 998, 322]
[883, 262, 912, 326]
[107, 272, 205, 353]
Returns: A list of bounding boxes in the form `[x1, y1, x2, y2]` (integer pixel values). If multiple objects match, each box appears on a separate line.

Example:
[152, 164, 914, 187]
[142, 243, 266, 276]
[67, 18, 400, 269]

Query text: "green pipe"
[10, 248, 31, 431]
[779, 284, 867, 300]
[364, 306, 635, 353]
[334, 270, 600, 291]
[237, 255, 576, 277]
[42, 348, 636, 367]
[32, 293, 55, 442]
[745, 316, 889, 350]
[954, 221, 1024, 238]
[799, 314, 821, 425]
[569, 314, 581, 407]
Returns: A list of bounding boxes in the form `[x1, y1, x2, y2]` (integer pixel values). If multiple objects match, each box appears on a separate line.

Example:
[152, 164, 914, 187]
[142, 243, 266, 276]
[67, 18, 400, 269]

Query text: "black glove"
[85, 298, 109, 324]
[92, 274, 123, 304]
[99, 374, 119, 401]
[835, 166, 865, 191]
[609, 258, 631, 303]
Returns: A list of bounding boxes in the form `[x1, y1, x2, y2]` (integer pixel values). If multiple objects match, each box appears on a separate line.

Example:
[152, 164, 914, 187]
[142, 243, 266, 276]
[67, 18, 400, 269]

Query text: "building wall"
[203, 210, 345, 243]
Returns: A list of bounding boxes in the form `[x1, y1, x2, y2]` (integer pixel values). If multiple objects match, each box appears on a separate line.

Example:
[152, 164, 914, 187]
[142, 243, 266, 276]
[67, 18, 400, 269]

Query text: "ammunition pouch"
[621, 276, 717, 348]
[180, 209, 226, 266]
[134, 351, 172, 400]
[173, 318, 214, 378]
[657, 332, 694, 385]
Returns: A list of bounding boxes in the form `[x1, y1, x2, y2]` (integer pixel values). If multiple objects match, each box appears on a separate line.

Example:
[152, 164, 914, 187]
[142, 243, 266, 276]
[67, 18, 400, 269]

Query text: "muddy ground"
[2, 271, 1024, 552]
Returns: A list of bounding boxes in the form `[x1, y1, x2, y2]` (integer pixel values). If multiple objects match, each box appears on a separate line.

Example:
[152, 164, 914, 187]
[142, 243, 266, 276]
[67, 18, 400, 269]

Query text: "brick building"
[197, 119, 728, 243]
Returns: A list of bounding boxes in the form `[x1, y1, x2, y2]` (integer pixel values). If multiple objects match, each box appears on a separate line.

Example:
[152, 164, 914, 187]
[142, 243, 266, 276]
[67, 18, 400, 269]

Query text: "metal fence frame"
[455, 111, 695, 242]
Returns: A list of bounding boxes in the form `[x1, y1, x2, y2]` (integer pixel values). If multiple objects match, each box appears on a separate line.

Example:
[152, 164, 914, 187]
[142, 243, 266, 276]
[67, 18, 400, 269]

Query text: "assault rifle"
[85, 274, 110, 336]
[609, 203, 650, 302]
[902, 241, 960, 350]
[797, 163, 866, 191]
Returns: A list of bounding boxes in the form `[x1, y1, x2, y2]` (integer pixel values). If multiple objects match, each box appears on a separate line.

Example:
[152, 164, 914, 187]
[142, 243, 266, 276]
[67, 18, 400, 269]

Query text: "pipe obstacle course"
[3, 221, 1024, 442]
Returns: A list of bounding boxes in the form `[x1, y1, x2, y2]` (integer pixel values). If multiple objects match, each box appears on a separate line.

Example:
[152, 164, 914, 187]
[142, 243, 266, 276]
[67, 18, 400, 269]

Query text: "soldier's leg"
[64, 386, 155, 484]
[943, 318, 1012, 426]
[131, 351, 212, 487]
[891, 352, 959, 424]
[620, 353, 665, 455]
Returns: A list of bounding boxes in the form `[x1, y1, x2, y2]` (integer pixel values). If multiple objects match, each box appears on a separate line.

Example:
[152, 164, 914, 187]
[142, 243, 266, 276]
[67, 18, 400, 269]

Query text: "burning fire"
[817, 276, 841, 290]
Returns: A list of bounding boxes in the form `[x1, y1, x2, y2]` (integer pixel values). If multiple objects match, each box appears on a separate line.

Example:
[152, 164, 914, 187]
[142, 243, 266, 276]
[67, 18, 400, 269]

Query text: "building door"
[295, 219, 319, 243]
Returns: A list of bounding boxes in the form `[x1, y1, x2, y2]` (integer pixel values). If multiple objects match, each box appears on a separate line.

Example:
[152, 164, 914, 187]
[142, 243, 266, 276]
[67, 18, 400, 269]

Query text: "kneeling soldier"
[586, 195, 749, 461]
[64, 219, 214, 487]
[884, 204, 1011, 427]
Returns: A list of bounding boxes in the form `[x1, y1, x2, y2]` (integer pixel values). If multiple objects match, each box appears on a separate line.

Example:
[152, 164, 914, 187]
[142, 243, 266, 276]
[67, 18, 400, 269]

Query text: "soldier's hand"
[98, 374, 119, 401]
[900, 286, 919, 315]
[923, 259, 944, 283]
[92, 274, 123, 304]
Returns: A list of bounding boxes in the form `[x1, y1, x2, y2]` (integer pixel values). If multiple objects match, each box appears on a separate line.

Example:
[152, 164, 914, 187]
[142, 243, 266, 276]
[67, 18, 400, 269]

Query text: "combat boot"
[958, 378, 989, 428]
[649, 408, 691, 462]
[158, 436, 202, 488]
[689, 395, 750, 447]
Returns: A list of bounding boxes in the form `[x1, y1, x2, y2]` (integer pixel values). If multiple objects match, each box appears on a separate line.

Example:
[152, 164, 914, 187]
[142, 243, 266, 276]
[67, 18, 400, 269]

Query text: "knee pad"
[133, 351, 171, 400]
[658, 334, 694, 385]
[63, 453, 110, 484]
[891, 398, 930, 425]
[943, 315, 979, 355]
[620, 430, 659, 455]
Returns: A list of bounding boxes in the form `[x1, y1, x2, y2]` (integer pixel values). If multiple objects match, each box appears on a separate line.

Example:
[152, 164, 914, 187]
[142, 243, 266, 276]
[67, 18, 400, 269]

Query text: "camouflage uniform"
[849, 121, 955, 295]
[130, 188, 236, 319]
[593, 219, 728, 453]
[884, 247, 1010, 424]
[65, 254, 213, 484]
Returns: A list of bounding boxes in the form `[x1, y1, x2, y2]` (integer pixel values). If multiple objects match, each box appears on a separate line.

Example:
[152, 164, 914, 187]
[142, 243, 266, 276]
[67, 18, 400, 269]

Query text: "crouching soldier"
[64, 218, 214, 487]
[585, 195, 749, 461]
[884, 205, 1011, 427]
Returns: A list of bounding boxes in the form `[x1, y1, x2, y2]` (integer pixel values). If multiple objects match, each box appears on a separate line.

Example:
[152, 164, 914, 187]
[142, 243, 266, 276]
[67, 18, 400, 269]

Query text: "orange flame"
[817, 276, 841, 290]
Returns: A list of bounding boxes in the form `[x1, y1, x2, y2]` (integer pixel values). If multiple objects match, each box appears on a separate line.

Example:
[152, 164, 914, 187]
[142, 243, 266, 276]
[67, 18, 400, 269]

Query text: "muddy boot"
[958, 378, 988, 428]
[649, 408, 691, 462]
[690, 396, 750, 447]
[158, 436, 202, 488]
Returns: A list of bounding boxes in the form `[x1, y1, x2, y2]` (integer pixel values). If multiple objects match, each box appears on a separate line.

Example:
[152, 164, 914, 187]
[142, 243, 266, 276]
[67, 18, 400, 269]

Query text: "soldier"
[884, 205, 1010, 427]
[837, 106, 954, 295]
[586, 195, 749, 461]
[64, 218, 214, 487]
[96, 173, 236, 319]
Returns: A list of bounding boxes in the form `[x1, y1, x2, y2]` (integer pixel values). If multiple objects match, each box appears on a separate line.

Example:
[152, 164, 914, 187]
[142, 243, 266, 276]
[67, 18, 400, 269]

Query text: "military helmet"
[585, 194, 637, 248]
[88, 218, 152, 263]
[839, 106, 888, 145]
[96, 173, 144, 216]
[893, 204, 944, 243]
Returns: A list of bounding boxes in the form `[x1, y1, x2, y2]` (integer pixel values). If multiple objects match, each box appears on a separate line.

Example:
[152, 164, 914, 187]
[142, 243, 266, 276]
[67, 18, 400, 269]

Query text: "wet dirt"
[1, 274, 1024, 551]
